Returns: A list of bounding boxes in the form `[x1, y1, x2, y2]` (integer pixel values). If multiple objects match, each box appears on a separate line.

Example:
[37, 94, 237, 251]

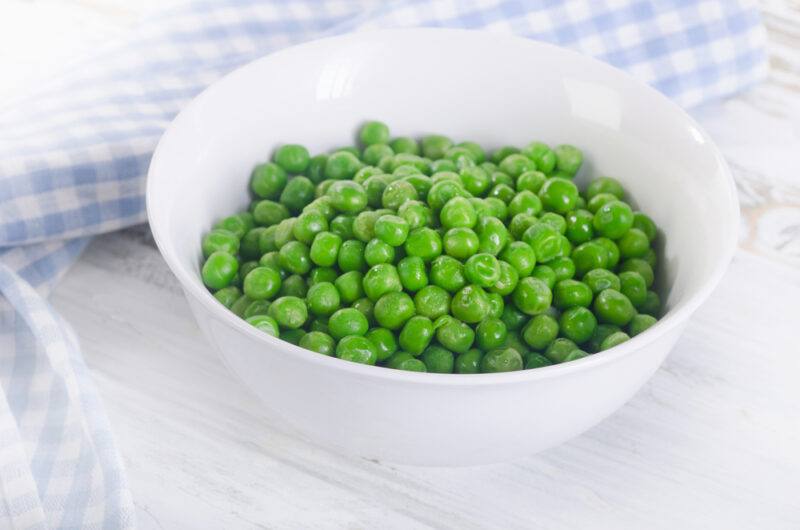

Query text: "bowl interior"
[148, 29, 738, 352]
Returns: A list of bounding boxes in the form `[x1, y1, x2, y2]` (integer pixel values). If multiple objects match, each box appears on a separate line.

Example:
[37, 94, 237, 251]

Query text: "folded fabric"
[0, 1, 766, 528]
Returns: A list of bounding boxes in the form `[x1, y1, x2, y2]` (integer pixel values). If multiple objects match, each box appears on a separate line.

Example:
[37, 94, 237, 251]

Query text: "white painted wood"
[2, 0, 799, 527]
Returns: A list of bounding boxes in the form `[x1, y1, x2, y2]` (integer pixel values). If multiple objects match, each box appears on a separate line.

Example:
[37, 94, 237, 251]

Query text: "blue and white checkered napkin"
[0, 0, 766, 527]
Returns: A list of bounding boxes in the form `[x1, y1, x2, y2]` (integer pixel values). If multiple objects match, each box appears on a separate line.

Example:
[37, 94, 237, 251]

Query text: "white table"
[6, 2, 800, 529]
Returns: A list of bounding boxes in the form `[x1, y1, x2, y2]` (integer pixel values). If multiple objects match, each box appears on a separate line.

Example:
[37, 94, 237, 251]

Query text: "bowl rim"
[146, 27, 740, 386]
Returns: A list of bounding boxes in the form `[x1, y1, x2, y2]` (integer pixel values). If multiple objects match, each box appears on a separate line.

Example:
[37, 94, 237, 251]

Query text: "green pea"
[242, 266, 281, 300]
[486, 292, 504, 318]
[398, 316, 435, 355]
[278, 241, 311, 275]
[545, 337, 580, 363]
[202, 229, 240, 259]
[531, 265, 556, 289]
[548, 257, 575, 282]
[306, 281, 341, 316]
[565, 209, 594, 244]
[586, 192, 617, 214]
[328, 307, 369, 339]
[364, 238, 395, 266]
[361, 143, 392, 166]
[299, 331, 335, 355]
[516, 170, 547, 194]
[594, 237, 620, 269]
[586, 176, 624, 200]
[291, 211, 327, 244]
[358, 120, 390, 146]
[326, 180, 367, 215]
[421, 134, 453, 160]
[620, 258, 655, 287]
[202, 251, 238, 290]
[280, 328, 306, 345]
[582, 269, 621, 294]
[416, 345, 452, 373]
[639, 290, 661, 316]
[459, 166, 491, 196]
[280, 177, 315, 214]
[431, 159, 457, 173]
[629, 314, 657, 337]
[390, 136, 419, 155]
[512, 277, 552, 316]
[497, 154, 534, 179]
[440, 197, 477, 229]
[523, 223, 561, 263]
[475, 216, 509, 256]
[335, 240, 364, 272]
[632, 212, 658, 242]
[258, 251, 281, 271]
[381, 179, 419, 210]
[251, 162, 288, 199]
[392, 153, 430, 174]
[308, 267, 337, 285]
[593, 289, 636, 326]
[563, 349, 589, 362]
[501, 303, 528, 332]
[246, 314, 280, 337]
[507, 190, 542, 218]
[272, 219, 296, 249]
[374, 291, 415, 330]
[336, 335, 377, 365]
[267, 296, 307, 329]
[363, 263, 402, 301]
[522, 314, 559, 350]
[553, 145, 583, 177]
[352, 211, 378, 242]
[397, 256, 428, 292]
[503, 331, 530, 357]
[405, 227, 442, 262]
[434, 315, 475, 354]
[462, 253, 500, 288]
[414, 285, 451, 320]
[443, 227, 480, 260]
[600, 331, 630, 351]
[243, 298, 271, 319]
[488, 183, 516, 204]
[387, 352, 427, 372]
[279, 274, 307, 297]
[593, 200, 634, 239]
[476, 318, 508, 350]
[587, 324, 621, 352]
[373, 214, 409, 247]
[616, 229, 648, 260]
[491, 146, 519, 164]
[490, 260, 519, 296]
[363, 175, 389, 207]
[500, 241, 536, 276]
[559, 306, 597, 344]
[553, 279, 593, 309]
[521, 142, 556, 174]
[525, 352, 553, 369]
[309, 316, 329, 334]
[643, 248, 658, 270]
[430, 255, 466, 293]
[274, 144, 310, 173]
[572, 241, 609, 277]
[325, 151, 362, 180]
[213, 286, 241, 309]
[538, 177, 579, 214]
[304, 154, 327, 183]
[253, 200, 290, 227]
[480, 348, 523, 373]
[450, 284, 490, 323]
[427, 180, 468, 211]
[398, 200, 433, 230]
[306, 231, 340, 268]
[455, 349, 483, 374]
[619, 271, 647, 307]
[334, 270, 364, 303]
[366, 327, 398, 362]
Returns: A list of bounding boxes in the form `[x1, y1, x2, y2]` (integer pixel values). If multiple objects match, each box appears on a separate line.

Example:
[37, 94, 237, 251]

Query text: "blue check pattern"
[0, 1, 766, 528]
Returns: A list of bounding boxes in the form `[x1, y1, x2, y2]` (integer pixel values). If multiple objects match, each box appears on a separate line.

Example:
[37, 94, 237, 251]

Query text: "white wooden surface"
[4, 1, 800, 529]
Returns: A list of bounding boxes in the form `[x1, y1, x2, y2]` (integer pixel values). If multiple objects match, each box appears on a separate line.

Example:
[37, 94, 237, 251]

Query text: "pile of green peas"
[201, 121, 662, 373]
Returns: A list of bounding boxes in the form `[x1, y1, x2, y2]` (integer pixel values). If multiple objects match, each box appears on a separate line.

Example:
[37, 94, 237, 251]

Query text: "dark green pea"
[445, 145, 476, 165]
[600, 331, 630, 351]
[531, 265, 557, 289]
[305, 154, 327, 184]
[620, 258, 655, 287]
[522, 314, 559, 350]
[202, 229, 240, 258]
[594, 237, 620, 269]
[643, 248, 658, 270]
[553, 145, 583, 177]
[405, 227, 442, 262]
[306, 267, 335, 286]
[548, 257, 575, 281]
[397, 256, 428, 292]
[309, 317, 329, 334]
[450, 284, 490, 323]
[398, 200, 433, 230]
[480, 348, 523, 373]
[246, 314, 280, 337]
[258, 251, 281, 271]
[354, 165, 384, 184]
[213, 286, 241, 309]
[521, 142, 556, 174]
[559, 306, 597, 344]
[486, 292, 504, 319]
[455, 349, 483, 374]
[352, 297, 375, 324]
[243, 299, 271, 318]
[512, 277, 552, 316]
[431, 158, 458, 173]
[545, 337, 579, 363]
[272, 218, 295, 249]
[327, 216, 354, 242]
[476, 318, 508, 350]
[563, 349, 589, 362]
[280, 274, 307, 297]
[334, 240, 364, 273]
[364, 238, 395, 266]
[593, 289, 636, 326]
[366, 328, 398, 362]
[334, 270, 364, 304]
[538, 177, 579, 214]
[434, 315, 475, 354]
[565, 209, 594, 244]
[374, 291, 415, 330]
[304, 195, 337, 221]
[352, 211, 378, 242]
[390, 136, 419, 155]
[325, 151, 362, 180]
[553, 279, 593, 309]
[278, 241, 311, 275]
[490, 260, 519, 296]
[251, 162, 287, 199]
[363, 263, 402, 301]
[455, 141, 485, 164]
[443, 228, 480, 260]
[491, 171, 514, 188]
[274, 144, 310, 173]
[299, 331, 335, 355]
[280, 176, 315, 214]
[362, 144, 393, 167]
[253, 200, 290, 227]
[257, 225, 279, 254]
[476, 216, 509, 256]
[500, 241, 536, 276]
[633, 212, 658, 242]
[525, 352, 553, 369]
[501, 303, 528, 331]
[558, 235, 572, 260]
[391, 153, 430, 174]
[306, 281, 340, 317]
[587, 192, 618, 214]
[328, 307, 369, 339]
[571, 241, 609, 277]
[459, 166, 491, 196]
[516, 170, 547, 193]
[280, 328, 305, 345]
[387, 352, 427, 372]
[219, 212, 254, 237]
[593, 200, 634, 239]
[617, 228, 650, 259]
[336, 335, 378, 365]
[402, 174, 433, 200]
[267, 296, 307, 329]
[430, 255, 466, 293]
[582, 269, 621, 294]
[417, 345, 453, 373]
[587, 324, 621, 352]
[414, 285, 451, 320]
[619, 271, 647, 307]
[382, 179, 419, 210]
[508, 190, 543, 217]
[421, 134, 453, 160]
[523, 223, 561, 263]
[639, 290, 661, 316]
[491, 146, 519, 164]
[242, 266, 281, 300]
[202, 251, 238, 289]
[488, 183, 515, 204]
[399, 316, 435, 355]
[586, 176, 624, 200]
[629, 314, 657, 337]
[363, 175, 389, 208]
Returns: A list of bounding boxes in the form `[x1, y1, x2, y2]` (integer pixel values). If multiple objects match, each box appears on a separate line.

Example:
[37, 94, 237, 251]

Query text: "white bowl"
[147, 29, 738, 466]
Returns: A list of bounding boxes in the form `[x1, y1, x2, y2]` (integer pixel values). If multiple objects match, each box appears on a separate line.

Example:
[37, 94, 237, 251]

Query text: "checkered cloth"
[0, 0, 766, 528]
